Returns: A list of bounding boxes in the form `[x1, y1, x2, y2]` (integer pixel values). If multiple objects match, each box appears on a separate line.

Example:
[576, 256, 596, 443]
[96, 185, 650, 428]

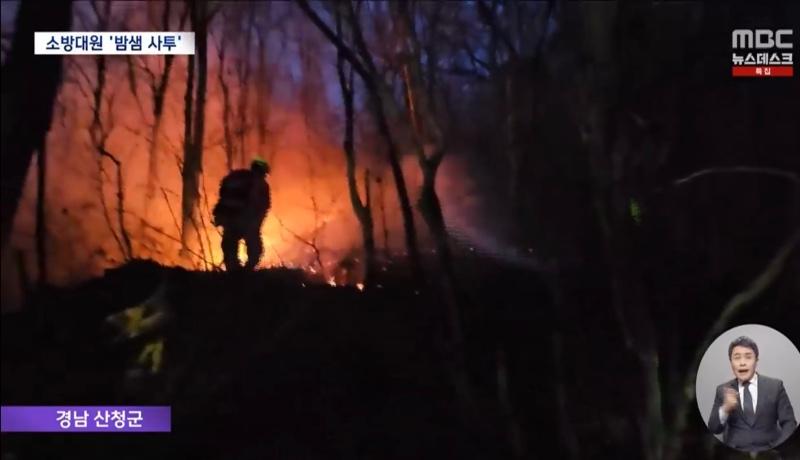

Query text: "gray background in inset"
[696, 324, 800, 444]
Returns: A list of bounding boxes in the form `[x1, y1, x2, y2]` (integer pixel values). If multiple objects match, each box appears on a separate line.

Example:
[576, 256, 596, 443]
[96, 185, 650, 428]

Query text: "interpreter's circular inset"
[696, 324, 800, 453]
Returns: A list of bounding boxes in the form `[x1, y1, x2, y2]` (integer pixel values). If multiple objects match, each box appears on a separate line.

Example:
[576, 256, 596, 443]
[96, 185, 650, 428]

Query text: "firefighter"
[212, 157, 271, 271]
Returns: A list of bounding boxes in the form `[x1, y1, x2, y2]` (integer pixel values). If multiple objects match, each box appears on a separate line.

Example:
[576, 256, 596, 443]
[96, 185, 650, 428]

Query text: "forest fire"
[2, 2, 799, 460]
[5, 66, 441, 287]
[7, 83, 477, 291]
[2, 7, 486, 288]
[1, 2, 491, 298]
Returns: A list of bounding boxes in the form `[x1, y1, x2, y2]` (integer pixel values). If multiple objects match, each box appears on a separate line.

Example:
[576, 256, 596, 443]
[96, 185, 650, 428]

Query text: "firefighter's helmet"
[251, 156, 270, 174]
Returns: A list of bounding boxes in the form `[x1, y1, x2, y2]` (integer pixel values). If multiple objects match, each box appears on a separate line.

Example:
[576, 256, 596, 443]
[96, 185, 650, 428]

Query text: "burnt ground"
[2, 256, 798, 459]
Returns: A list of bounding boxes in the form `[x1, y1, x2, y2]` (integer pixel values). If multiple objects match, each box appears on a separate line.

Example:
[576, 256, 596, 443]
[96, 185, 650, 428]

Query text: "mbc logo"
[732, 29, 793, 49]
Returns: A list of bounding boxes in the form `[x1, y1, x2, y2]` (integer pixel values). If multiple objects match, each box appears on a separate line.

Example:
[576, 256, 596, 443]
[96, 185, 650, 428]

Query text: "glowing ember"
[356, 283, 364, 291]
[327, 276, 336, 287]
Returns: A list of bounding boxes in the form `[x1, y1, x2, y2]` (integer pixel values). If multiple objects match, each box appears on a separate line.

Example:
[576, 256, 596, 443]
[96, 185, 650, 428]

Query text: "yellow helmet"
[251, 156, 270, 174]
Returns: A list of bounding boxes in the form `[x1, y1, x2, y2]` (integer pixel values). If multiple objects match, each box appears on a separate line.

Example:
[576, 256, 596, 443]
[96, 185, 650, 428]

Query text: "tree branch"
[294, 0, 372, 84]
[98, 147, 133, 259]
[476, 0, 518, 60]
[442, 64, 489, 81]
[673, 166, 800, 187]
[344, 0, 379, 78]
[275, 215, 324, 270]
[160, 186, 182, 238]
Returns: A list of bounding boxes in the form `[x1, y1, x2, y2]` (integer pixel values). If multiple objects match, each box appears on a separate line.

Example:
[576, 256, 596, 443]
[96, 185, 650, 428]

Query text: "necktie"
[742, 381, 755, 424]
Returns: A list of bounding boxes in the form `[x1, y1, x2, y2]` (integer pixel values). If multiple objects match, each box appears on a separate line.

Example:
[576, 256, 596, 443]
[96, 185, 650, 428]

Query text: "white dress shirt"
[719, 372, 758, 425]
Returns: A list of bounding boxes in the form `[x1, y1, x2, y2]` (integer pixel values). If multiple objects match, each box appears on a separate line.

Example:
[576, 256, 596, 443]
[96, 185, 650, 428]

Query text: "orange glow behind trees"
[5, 2, 482, 289]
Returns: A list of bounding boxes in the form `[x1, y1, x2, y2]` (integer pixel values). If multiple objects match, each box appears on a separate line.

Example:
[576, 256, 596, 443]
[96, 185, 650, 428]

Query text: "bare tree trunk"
[182, 40, 195, 174]
[86, 2, 132, 261]
[567, 5, 668, 459]
[591, 97, 667, 460]
[1, 0, 73, 248]
[100, 148, 133, 260]
[496, 346, 525, 459]
[378, 3, 456, 292]
[376, 176, 390, 257]
[235, 4, 255, 167]
[476, 0, 535, 219]
[505, 68, 521, 213]
[147, 106, 165, 206]
[371, 90, 424, 283]
[215, 23, 235, 171]
[16, 250, 30, 302]
[144, 0, 180, 212]
[254, 9, 273, 162]
[35, 145, 47, 284]
[296, 0, 423, 283]
[193, 0, 209, 197]
[336, 13, 376, 287]
[392, 1, 484, 432]
[397, 0, 463, 353]
[181, 0, 207, 248]
[96, 156, 126, 260]
[548, 271, 581, 459]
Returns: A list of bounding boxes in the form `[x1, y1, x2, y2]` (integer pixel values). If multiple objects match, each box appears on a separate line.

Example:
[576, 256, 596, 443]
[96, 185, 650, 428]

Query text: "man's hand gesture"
[722, 387, 739, 414]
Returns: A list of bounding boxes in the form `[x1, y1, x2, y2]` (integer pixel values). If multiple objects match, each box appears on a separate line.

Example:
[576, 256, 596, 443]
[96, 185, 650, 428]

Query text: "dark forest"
[1, 1, 799, 459]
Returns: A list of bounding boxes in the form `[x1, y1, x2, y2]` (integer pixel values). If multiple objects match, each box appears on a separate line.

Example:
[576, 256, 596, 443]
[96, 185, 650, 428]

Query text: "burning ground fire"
[203, 228, 371, 290]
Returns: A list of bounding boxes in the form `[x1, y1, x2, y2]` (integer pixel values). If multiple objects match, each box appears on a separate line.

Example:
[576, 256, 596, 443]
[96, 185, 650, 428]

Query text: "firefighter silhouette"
[212, 157, 271, 271]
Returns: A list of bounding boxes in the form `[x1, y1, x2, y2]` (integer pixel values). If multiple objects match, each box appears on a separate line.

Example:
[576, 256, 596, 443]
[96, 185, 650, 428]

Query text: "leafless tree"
[335, 9, 376, 287]
[181, 0, 216, 254]
[180, 1, 196, 249]
[253, 3, 276, 162]
[375, 175, 390, 256]
[298, 0, 486, 434]
[476, 0, 553, 215]
[213, 11, 235, 171]
[297, 0, 423, 283]
[392, 0, 486, 434]
[235, 3, 255, 167]
[139, 1, 189, 215]
[35, 143, 48, 284]
[275, 215, 324, 272]
[74, 1, 134, 261]
[1, 0, 73, 249]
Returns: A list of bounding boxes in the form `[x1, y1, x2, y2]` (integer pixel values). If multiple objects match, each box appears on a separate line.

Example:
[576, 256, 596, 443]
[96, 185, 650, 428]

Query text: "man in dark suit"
[708, 336, 797, 452]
